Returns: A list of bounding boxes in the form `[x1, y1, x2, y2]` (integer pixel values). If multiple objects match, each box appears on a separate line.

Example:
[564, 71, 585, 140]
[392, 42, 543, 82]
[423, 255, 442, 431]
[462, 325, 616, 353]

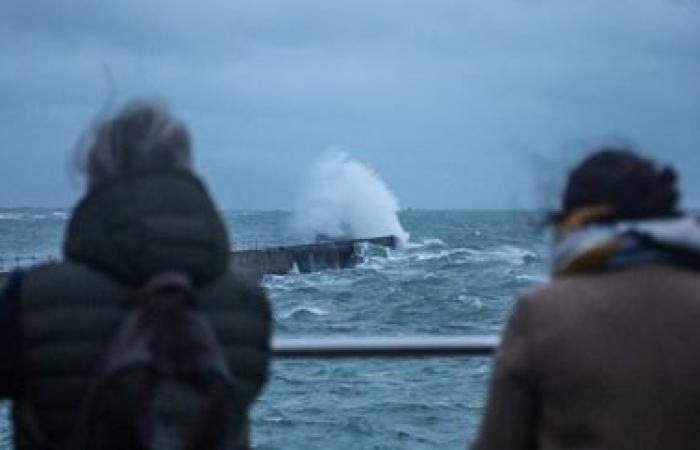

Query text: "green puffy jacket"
[6, 170, 272, 450]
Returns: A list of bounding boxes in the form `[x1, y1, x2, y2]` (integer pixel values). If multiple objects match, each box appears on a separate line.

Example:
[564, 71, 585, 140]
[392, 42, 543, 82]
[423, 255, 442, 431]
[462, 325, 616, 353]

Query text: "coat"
[0, 170, 272, 450]
[471, 263, 700, 450]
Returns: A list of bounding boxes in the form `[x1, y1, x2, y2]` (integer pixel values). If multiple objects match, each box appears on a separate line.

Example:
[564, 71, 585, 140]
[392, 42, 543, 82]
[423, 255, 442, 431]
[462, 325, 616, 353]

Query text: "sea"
[0, 208, 550, 449]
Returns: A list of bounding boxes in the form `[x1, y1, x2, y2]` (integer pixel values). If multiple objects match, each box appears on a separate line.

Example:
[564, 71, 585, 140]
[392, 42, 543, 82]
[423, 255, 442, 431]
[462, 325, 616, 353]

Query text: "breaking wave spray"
[292, 150, 409, 245]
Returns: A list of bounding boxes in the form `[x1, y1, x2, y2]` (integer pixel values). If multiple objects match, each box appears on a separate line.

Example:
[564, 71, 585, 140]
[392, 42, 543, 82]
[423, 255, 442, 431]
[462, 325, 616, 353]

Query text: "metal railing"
[272, 335, 499, 358]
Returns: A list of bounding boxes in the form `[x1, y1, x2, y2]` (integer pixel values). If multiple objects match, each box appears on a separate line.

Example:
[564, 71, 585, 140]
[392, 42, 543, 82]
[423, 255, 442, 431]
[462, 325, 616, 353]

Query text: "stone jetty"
[231, 235, 398, 279]
[0, 235, 399, 282]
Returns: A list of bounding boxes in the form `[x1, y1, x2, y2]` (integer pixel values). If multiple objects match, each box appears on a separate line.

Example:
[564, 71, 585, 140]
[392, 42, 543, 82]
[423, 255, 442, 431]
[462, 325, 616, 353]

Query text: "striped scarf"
[552, 215, 700, 276]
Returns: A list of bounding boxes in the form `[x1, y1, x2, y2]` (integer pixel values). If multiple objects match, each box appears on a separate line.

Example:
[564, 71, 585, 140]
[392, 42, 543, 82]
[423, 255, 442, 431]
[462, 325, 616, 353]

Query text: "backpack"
[73, 271, 245, 450]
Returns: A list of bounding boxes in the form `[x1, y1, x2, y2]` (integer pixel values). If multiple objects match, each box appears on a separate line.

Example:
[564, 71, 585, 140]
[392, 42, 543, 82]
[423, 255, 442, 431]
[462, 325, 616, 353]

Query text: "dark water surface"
[0, 209, 550, 449]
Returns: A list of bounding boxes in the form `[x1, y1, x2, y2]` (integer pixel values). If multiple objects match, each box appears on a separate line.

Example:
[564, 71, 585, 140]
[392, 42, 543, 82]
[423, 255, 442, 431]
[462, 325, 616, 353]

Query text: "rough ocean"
[0, 207, 550, 449]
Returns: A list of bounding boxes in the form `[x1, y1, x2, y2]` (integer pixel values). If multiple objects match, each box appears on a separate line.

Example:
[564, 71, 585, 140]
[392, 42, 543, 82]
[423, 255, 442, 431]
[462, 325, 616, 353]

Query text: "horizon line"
[0, 206, 551, 212]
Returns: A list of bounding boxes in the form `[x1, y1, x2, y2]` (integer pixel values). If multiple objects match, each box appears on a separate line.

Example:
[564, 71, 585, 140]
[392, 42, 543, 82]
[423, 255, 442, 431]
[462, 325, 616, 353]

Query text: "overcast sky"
[1, 0, 699, 210]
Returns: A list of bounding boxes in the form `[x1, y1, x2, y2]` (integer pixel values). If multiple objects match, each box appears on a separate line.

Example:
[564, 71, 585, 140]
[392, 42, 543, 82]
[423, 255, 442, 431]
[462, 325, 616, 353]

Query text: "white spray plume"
[292, 150, 409, 245]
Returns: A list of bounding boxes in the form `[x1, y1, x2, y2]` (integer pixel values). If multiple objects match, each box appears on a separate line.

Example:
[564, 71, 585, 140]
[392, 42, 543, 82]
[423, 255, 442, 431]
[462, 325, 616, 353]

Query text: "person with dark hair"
[471, 149, 700, 450]
[0, 101, 272, 449]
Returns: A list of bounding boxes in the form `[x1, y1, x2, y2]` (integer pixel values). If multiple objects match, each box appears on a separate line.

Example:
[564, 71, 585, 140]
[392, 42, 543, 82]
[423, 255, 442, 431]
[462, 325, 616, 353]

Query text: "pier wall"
[231, 236, 397, 279]
[0, 236, 398, 283]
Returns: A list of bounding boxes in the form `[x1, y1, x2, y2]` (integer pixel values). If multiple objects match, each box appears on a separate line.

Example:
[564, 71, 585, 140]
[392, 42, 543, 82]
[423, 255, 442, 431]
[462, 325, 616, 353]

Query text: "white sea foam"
[292, 150, 409, 245]
[264, 270, 354, 292]
[451, 245, 539, 265]
[355, 238, 454, 269]
[355, 259, 386, 271]
[487, 246, 540, 265]
[515, 272, 549, 283]
[0, 213, 24, 220]
[457, 294, 484, 310]
[421, 238, 446, 247]
[413, 250, 450, 262]
[355, 238, 542, 275]
[278, 306, 330, 320]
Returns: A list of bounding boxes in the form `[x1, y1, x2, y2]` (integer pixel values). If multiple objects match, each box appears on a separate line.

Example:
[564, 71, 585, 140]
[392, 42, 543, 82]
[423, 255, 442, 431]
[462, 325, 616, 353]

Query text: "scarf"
[552, 215, 700, 276]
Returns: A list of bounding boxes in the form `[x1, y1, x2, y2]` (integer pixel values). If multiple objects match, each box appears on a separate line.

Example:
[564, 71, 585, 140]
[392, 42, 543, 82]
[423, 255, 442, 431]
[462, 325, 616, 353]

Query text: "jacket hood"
[63, 170, 231, 285]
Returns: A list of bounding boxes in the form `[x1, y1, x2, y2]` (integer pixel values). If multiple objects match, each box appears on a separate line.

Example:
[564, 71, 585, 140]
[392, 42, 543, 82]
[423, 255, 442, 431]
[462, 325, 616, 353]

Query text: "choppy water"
[0, 209, 550, 449]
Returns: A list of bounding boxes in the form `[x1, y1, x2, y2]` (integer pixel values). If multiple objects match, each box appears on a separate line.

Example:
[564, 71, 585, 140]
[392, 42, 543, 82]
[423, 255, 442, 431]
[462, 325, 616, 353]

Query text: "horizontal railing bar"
[272, 335, 500, 358]
[0, 277, 505, 358]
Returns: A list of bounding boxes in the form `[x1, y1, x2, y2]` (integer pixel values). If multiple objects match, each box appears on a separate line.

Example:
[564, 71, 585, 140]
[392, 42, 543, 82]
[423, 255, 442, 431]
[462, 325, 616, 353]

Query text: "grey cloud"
[0, 0, 699, 209]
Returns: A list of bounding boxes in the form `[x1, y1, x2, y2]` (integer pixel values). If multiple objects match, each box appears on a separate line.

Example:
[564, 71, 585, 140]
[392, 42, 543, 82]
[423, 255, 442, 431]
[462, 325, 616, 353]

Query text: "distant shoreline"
[0, 207, 550, 213]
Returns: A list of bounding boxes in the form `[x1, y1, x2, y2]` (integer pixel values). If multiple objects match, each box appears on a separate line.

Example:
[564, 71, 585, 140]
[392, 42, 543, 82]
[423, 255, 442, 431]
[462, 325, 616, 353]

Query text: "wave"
[421, 238, 446, 247]
[264, 270, 355, 291]
[514, 272, 549, 283]
[278, 306, 330, 320]
[263, 237, 544, 301]
[450, 245, 540, 266]
[456, 294, 484, 310]
[361, 239, 539, 267]
[0, 211, 68, 221]
[291, 150, 409, 244]
[0, 213, 24, 220]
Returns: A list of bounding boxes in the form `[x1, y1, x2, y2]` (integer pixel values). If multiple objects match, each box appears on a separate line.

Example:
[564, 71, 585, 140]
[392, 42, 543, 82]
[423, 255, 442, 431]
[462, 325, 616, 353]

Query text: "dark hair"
[556, 149, 680, 223]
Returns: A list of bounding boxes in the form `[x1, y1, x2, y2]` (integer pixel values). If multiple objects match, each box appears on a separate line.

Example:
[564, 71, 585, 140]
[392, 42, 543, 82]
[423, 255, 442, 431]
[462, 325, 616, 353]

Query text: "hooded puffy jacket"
[2, 170, 271, 450]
